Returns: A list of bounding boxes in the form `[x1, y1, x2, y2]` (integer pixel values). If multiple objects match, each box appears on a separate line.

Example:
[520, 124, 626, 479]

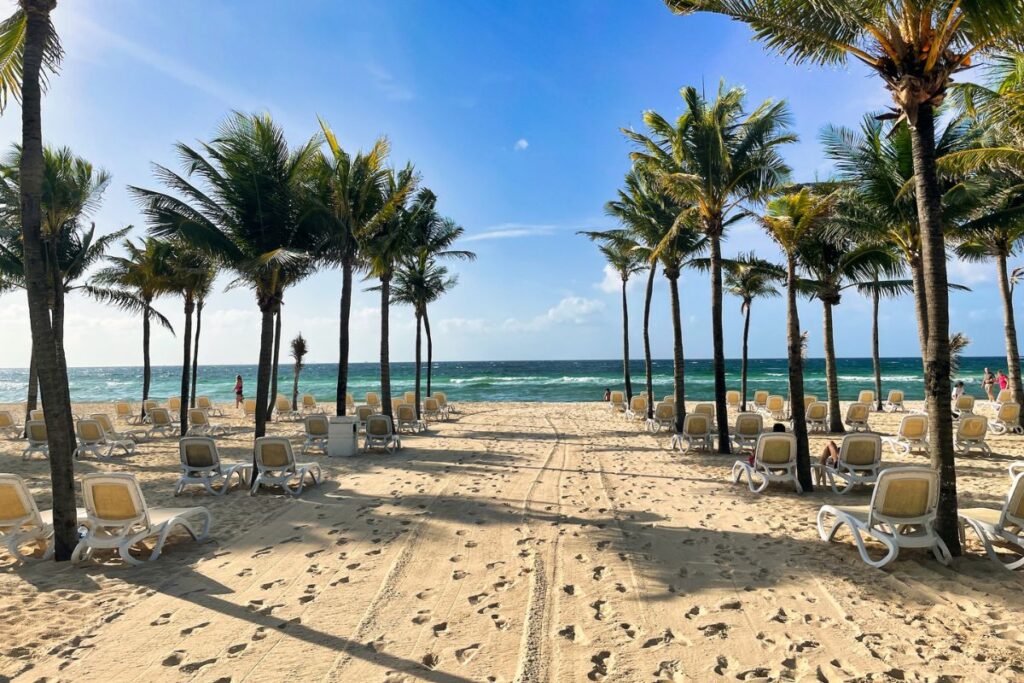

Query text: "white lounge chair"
[990, 402, 1022, 435]
[726, 390, 741, 410]
[672, 413, 712, 453]
[692, 402, 716, 430]
[196, 396, 224, 417]
[816, 433, 883, 494]
[731, 432, 801, 493]
[115, 401, 143, 425]
[858, 390, 875, 406]
[167, 396, 182, 420]
[958, 464, 1024, 570]
[274, 395, 299, 421]
[175, 437, 252, 496]
[647, 402, 676, 433]
[90, 413, 139, 455]
[626, 395, 648, 420]
[805, 401, 829, 433]
[434, 391, 455, 415]
[422, 397, 443, 422]
[885, 413, 929, 456]
[954, 394, 976, 418]
[0, 410, 21, 439]
[365, 414, 401, 453]
[955, 415, 990, 455]
[752, 390, 769, 412]
[243, 398, 257, 417]
[22, 421, 48, 460]
[251, 437, 322, 496]
[74, 419, 132, 460]
[817, 467, 951, 568]
[802, 395, 818, 411]
[396, 404, 425, 433]
[730, 412, 763, 454]
[73, 473, 211, 565]
[302, 414, 329, 455]
[662, 395, 675, 405]
[365, 392, 382, 413]
[404, 391, 416, 405]
[345, 393, 356, 413]
[995, 388, 1013, 408]
[609, 391, 626, 414]
[884, 390, 905, 413]
[146, 408, 177, 439]
[141, 399, 159, 423]
[0, 474, 87, 562]
[764, 395, 786, 421]
[844, 402, 871, 432]
[186, 408, 229, 437]
[355, 405, 374, 432]
[301, 393, 323, 414]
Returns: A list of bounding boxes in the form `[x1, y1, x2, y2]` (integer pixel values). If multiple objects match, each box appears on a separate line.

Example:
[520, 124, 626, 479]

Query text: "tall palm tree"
[131, 112, 320, 439]
[757, 188, 836, 491]
[314, 121, 408, 416]
[189, 261, 216, 407]
[0, 0, 77, 560]
[666, 0, 1024, 558]
[91, 238, 175, 415]
[856, 272, 914, 411]
[265, 264, 314, 417]
[361, 167, 419, 420]
[580, 231, 645, 402]
[722, 253, 781, 412]
[626, 83, 795, 453]
[389, 259, 456, 419]
[166, 244, 214, 434]
[403, 189, 474, 397]
[796, 229, 899, 432]
[290, 332, 307, 411]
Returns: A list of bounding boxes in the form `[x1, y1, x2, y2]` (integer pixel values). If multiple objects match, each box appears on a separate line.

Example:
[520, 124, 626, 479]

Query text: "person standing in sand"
[234, 374, 244, 409]
[982, 367, 995, 401]
[998, 370, 1008, 393]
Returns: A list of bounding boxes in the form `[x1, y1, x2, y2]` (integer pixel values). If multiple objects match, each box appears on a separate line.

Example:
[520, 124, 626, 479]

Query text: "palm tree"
[91, 238, 175, 415]
[0, 0, 77, 560]
[290, 332, 307, 411]
[950, 332, 971, 377]
[188, 261, 216, 407]
[131, 112, 320, 439]
[266, 264, 314, 417]
[314, 121, 408, 416]
[722, 253, 781, 411]
[856, 272, 914, 411]
[796, 228, 899, 432]
[165, 244, 215, 434]
[666, 0, 1024, 558]
[390, 259, 456, 419]
[757, 188, 836, 491]
[361, 167, 419, 420]
[403, 189, 474, 397]
[626, 83, 795, 453]
[580, 231, 645, 402]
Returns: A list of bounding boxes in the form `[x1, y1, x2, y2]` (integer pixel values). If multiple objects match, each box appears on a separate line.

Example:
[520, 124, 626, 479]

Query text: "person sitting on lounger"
[815, 440, 840, 486]
[952, 381, 965, 417]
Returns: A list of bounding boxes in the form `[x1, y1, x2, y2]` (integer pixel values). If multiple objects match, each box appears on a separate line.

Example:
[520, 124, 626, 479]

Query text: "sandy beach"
[1, 399, 1023, 682]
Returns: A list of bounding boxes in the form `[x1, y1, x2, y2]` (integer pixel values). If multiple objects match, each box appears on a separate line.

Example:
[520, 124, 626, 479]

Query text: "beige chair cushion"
[879, 480, 930, 518]
[260, 443, 290, 468]
[92, 483, 139, 521]
[761, 440, 792, 464]
[185, 443, 215, 468]
[0, 483, 29, 521]
[845, 439, 877, 466]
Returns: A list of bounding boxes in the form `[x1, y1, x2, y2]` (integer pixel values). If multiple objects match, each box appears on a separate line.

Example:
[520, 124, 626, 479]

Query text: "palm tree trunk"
[414, 310, 423, 420]
[910, 260, 929, 374]
[709, 234, 730, 453]
[25, 341, 38, 435]
[190, 300, 203, 407]
[822, 301, 844, 433]
[786, 255, 812, 491]
[336, 258, 353, 416]
[380, 273, 393, 419]
[642, 263, 657, 419]
[268, 309, 284, 417]
[620, 277, 633, 402]
[741, 302, 750, 412]
[292, 360, 302, 412]
[909, 103, 959, 555]
[254, 303, 276, 439]
[20, 0, 78, 561]
[179, 298, 194, 436]
[424, 307, 434, 397]
[667, 272, 686, 433]
[871, 284, 883, 411]
[142, 303, 152, 420]
[996, 250, 1023, 402]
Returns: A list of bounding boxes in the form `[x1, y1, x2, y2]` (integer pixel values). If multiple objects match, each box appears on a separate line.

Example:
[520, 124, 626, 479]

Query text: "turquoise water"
[0, 357, 1011, 404]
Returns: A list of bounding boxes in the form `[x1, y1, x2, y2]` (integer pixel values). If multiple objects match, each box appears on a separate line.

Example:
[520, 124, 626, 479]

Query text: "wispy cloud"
[439, 296, 605, 336]
[366, 64, 415, 102]
[462, 223, 557, 242]
[64, 10, 259, 109]
[594, 263, 642, 294]
[514, 138, 529, 151]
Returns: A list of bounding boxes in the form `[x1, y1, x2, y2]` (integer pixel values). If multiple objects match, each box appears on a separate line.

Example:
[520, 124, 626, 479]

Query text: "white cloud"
[439, 317, 488, 335]
[366, 64, 414, 102]
[437, 296, 605, 336]
[948, 257, 991, 286]
[594, 264, 646, 295]
[514, 138, 529, 151]
[463, 223, 556, 242]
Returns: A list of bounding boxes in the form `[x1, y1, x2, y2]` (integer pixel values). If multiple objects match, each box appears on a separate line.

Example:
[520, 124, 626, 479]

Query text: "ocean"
[0, 357, 1011, 404]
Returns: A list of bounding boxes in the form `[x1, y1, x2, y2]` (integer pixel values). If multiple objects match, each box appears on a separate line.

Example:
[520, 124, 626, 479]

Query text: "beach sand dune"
[1, 400, 1022, 681]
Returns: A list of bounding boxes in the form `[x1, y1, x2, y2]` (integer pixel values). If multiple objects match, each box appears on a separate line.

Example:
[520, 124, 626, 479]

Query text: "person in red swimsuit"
[234, 374, 244, 409]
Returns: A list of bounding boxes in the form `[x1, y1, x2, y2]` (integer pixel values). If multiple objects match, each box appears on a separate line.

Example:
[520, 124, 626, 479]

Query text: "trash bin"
[328, 416, 359, 457]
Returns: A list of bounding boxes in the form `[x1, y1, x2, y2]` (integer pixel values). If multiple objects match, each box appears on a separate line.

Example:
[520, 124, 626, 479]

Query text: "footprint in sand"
[227, 643, 247, 656]
[698, 623, 729, 639]
[493, 580, 514, 592]
[251, 627, 268, 642]
[684, 606, 703, 620]
[452, 570, 469, 580]
[150, 613, 172, 626]
[563, 584, 576, 596]
[421, 653, 441, 669]
[162, 651, 186, 667]
[619, 623, 637, 639]
[590, 600, 608, 621]
[587, 651, 613, 681]
[642, 629, 675, 650]
[237, 568, 253, 577]
[416, 589, 434, 600]
[179, 658, 217, 674]
[432, 622, 448, 637]
[486, 561, 505, 570]
[592, 566, 606, 581]
[330, 576, 350, 587]
[491, 614, 510, 630]
[468, 593, 489, 605]
[180, 622, 210, 636]
[412, 610, 431, 625]
[261, 579, 284, 590]
[346, 562, 361, 570]
[251, 546, 273, 558]
[559, 625, 578, 641]
[455, 643, 481, 664]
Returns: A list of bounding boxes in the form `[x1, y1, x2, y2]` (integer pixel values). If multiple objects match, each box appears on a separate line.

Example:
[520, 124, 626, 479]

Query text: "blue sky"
[0, 0, 1003, 367]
